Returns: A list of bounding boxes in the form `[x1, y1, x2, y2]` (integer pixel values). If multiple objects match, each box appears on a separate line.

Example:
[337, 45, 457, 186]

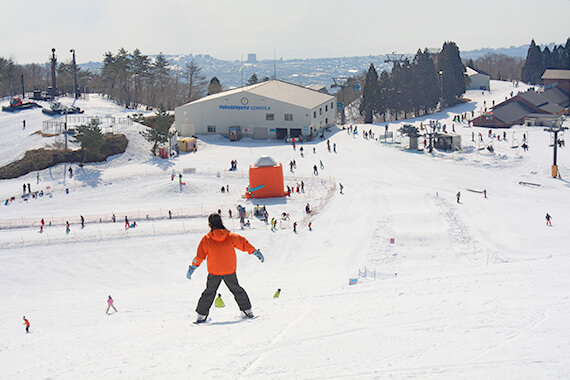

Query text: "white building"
[466, 66, 490, 91]
[174, 80, 336, 140]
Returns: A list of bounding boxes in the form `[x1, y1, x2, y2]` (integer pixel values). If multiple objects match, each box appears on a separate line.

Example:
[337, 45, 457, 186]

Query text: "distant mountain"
[461, 42, 559, 60]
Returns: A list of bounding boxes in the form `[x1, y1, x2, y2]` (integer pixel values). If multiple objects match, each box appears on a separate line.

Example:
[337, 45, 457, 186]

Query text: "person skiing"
[545, 213, 552, 226]
[23, 316, 30, 333]
[68, 167, 73, 178]
[293, 221, 297, 233]
[187, 213, 264, 323]
[456, 191, 461, 203]
[339, 183, 344, 194]
[273, 289, 281, 298]
[215, 294, 225, 308]
[80, 215, 85, 228]
[106, 295, 118, 314]
[65, 221, 70, 234]
[313, 165, 318, 175]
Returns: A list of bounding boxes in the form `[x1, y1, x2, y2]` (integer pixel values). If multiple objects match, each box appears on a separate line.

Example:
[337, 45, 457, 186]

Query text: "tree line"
[520, 38, 570, 85]
[359, 41, 466, 123]
[0, 48, 225, 111]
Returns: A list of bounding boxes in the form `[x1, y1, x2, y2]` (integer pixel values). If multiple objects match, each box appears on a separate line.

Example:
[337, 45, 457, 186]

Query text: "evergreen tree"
[378, 70, 390, 121]
[151, 53, 171, 108]
[247, 73, 259, 85]
[139, 105, 173, 156]
[359, 63, 380, 123]
[207, 77, 223, 95]
[73, 123, 104, 162]
[437, 41, 466, 107]
[130, 48, 151, 109]
[521, 40, 543, 85]
[412, 49, 439, 115]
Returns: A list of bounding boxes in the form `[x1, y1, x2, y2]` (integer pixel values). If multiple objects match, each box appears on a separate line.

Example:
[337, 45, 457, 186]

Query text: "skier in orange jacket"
[187, 213, 264, 323]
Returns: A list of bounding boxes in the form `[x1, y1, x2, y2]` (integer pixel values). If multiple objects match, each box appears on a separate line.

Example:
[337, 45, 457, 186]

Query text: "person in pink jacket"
[106, 295, 118, 314]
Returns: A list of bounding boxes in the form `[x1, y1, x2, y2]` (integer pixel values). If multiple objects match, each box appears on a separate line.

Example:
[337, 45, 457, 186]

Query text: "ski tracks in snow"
[432, 194, 492, 264]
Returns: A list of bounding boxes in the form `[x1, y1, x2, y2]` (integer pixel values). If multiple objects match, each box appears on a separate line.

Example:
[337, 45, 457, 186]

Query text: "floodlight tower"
[70, 49, 78, 99]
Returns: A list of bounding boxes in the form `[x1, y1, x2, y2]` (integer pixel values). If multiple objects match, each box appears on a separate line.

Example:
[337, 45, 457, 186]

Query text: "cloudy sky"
[2, 0, 569, 64]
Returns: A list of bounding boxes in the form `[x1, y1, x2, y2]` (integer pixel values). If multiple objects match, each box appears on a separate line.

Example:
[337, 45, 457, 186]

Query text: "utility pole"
[331, 78, 347, 125]
[70, 49, 78, 99]
[544, 126, 568, 178]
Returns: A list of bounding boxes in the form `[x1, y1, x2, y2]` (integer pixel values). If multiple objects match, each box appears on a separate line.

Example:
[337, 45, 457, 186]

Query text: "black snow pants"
[196, 272, 251, 316]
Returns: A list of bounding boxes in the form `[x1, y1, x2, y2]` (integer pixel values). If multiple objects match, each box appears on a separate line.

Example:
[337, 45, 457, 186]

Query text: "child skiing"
[273, 289, 281, 298]
[106, 295, 118, 314]
[187, 213, 264, 323]
[23, 316, 30, 333]
[545, 213, 552, 226]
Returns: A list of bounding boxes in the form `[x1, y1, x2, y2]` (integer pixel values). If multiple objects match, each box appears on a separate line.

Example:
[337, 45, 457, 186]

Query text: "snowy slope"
[0, 83, 569, 379]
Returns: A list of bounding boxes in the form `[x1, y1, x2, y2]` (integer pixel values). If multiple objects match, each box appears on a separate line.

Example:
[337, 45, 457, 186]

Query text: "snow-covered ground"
[0, 83, 569, 379]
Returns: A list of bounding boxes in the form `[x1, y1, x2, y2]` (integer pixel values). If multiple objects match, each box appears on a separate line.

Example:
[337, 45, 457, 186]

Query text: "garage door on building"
[253, 127, 268, 139]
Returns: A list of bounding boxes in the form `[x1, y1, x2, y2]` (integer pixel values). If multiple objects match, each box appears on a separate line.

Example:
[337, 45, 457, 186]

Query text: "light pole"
[439, 70, 444, 110]
[544, 126, 568, 177]
[70, 49, 78, 99]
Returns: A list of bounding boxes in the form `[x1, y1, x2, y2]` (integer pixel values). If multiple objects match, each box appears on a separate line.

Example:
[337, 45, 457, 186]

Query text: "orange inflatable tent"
[246, 156, 286, 199]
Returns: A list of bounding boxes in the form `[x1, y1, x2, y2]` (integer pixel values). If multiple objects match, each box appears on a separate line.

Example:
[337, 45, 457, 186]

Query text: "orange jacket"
[192, 229, 256, 275]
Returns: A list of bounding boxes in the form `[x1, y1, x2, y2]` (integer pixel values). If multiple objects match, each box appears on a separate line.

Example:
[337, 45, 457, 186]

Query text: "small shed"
[434, 132, 461, 151]
[246, 156, 286, 199]
[178, 137, 197, 152]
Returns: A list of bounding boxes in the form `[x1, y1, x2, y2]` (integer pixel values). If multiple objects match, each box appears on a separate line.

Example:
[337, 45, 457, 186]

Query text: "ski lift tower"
[331, 77, 348, 125]
[544, 126, 568, 178]
[384, 52, 408, 67]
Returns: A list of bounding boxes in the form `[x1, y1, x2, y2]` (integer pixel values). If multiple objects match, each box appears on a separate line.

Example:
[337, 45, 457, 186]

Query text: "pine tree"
[412, 49, 439, 115]
[247, 73, 259, 85]
[359, 63, 380, 123]
[139, 105, 173, 156]
[73, 123, 104, 162]
[208, 77, 223, 95]
[378, 70, 390, 121]
[521, 40, 544, 85]
[437, 41, 466, 107]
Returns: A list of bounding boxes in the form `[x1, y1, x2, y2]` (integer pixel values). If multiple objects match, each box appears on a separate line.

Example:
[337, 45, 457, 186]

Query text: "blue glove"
[186, 265, 198, 280]
[252, 249, 264, 263]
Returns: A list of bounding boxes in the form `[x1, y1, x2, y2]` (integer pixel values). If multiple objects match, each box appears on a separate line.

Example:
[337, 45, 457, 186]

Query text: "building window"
[331, 102, 334, 109]
[319, 108, 322, 115]
[207, 125, 216, 133]
[325, 105, 328, 112]
[313, 111, 316, 119]
[266, 113, 274, 121]
[284, 114, 293, 121]
[325, 118, 328, 124]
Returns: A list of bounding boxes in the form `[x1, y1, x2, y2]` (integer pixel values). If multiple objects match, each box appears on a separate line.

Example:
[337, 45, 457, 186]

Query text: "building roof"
[492, 101, 535, 125]
[466, 66, 490, 78]
[183, 80, 334, 109]
[542, 69, 570, 81]
[540, 86, 570, 106]
[518, 91, 549, 108]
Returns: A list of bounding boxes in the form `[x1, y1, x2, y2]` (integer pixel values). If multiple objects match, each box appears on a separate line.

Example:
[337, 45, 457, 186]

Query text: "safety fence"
[357, 267, 398, 281]
[42, 115, 133, 135]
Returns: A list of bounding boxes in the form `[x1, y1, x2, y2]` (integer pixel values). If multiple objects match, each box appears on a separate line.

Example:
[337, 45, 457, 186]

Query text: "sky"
[1, 81, 569, 378]
[1, 0, 569, 64]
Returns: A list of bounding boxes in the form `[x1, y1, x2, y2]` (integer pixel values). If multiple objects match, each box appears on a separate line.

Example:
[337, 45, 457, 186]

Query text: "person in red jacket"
[187, 213, 264, 323]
